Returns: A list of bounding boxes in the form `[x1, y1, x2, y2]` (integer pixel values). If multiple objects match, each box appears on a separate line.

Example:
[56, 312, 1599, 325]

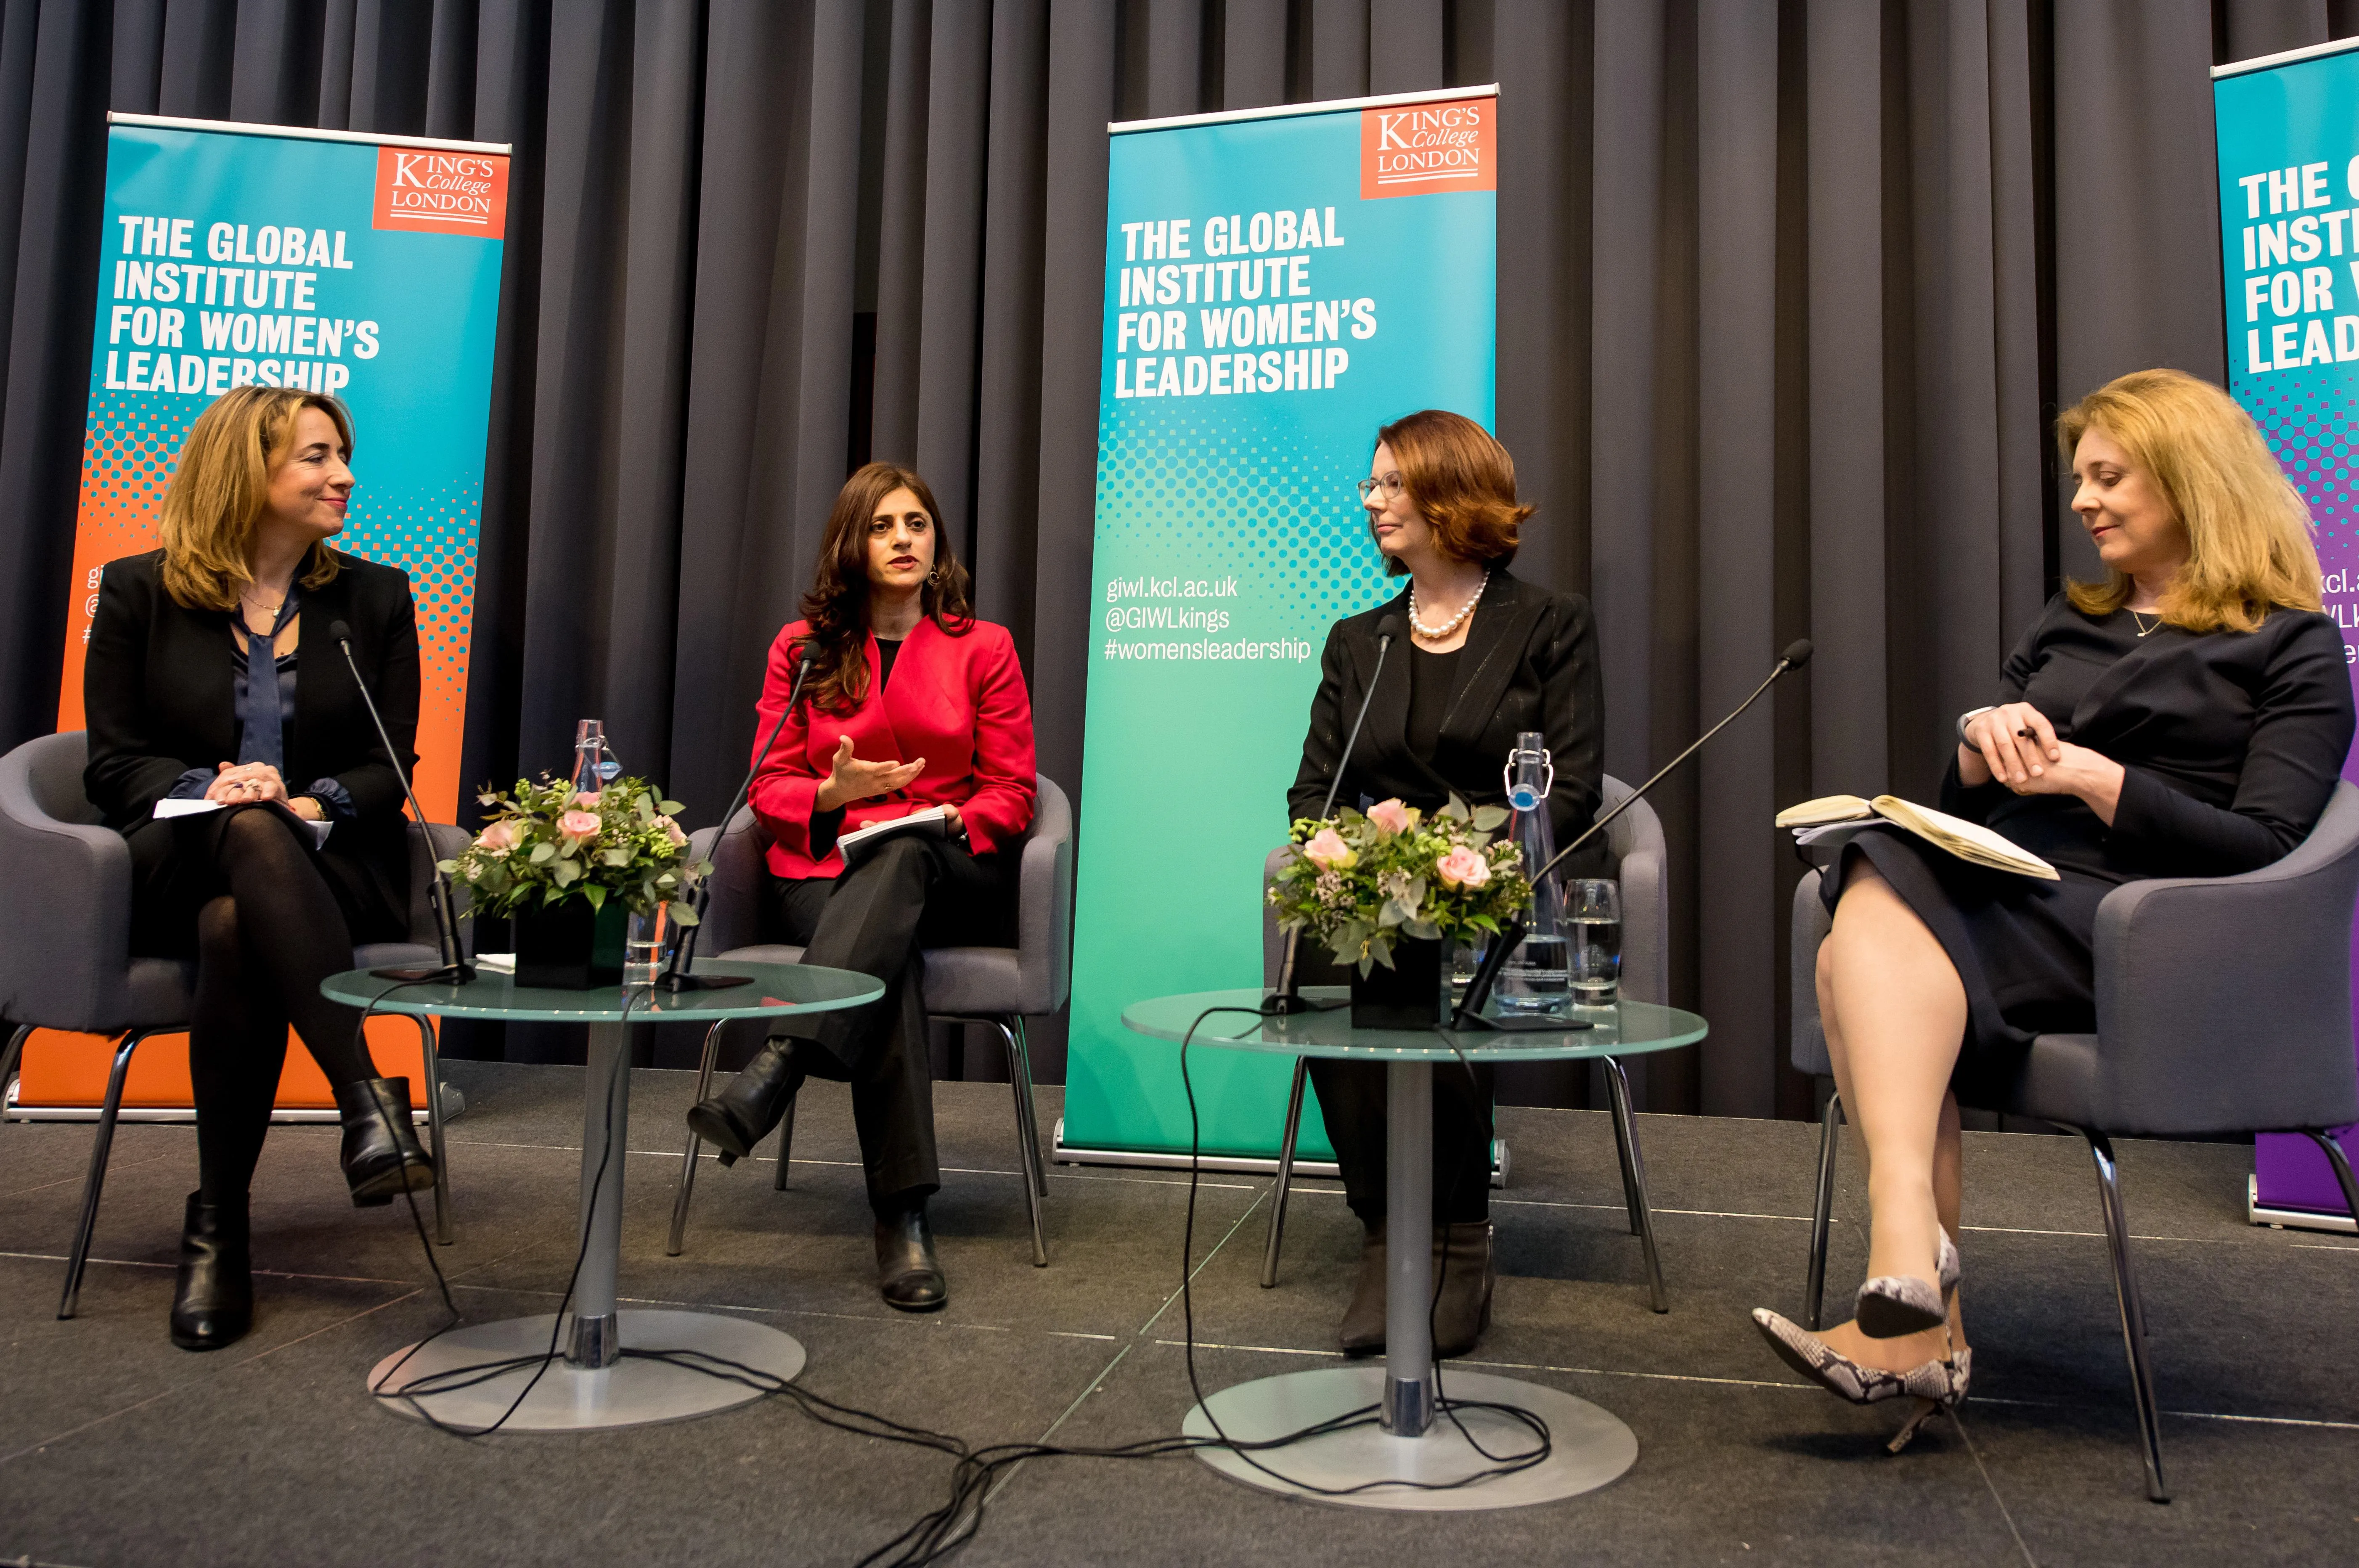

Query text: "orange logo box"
[1360, 98, 1496, 199]
[373, 146, 510, 237]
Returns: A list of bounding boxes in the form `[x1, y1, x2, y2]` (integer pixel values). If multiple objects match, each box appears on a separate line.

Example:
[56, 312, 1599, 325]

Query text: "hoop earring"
[925, 564, 944, 586]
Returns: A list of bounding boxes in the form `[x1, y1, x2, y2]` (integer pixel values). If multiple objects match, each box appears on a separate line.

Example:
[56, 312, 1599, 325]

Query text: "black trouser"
[128, 805, 388, 1202]
[1307, 1059, 1494, 1226]
[763, 835, 1010, 1214]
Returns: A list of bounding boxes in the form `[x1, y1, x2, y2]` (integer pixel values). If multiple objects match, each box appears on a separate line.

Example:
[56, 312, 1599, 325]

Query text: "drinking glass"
[625, 901, 678, 985]
[1567, 879, 1622, 1005]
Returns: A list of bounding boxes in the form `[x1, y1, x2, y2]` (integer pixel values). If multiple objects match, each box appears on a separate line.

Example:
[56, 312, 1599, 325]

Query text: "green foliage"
[436, 774, 710, 921]
[1264, 794, 1532, 977]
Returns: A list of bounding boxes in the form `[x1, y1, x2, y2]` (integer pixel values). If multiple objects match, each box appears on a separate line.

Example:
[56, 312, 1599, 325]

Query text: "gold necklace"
[2129, 608, 2161, 638]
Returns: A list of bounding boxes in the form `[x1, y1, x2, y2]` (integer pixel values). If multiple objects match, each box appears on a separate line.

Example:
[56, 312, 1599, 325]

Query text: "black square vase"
[1349, 936, 1448, 1030]
[512, 898, 628, 989]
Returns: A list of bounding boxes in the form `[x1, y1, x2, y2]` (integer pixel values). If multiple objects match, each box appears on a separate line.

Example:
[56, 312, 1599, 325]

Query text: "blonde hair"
[157, 386, 353, 611]
[2057, 368, 2321, 634]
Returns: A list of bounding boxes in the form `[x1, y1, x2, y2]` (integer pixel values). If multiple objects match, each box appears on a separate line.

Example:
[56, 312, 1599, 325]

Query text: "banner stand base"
[2247, 1173, 2358, 1235]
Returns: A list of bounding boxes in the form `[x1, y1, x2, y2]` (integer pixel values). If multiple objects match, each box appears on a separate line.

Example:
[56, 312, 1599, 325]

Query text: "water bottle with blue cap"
[1493, 730, 1571, 1015]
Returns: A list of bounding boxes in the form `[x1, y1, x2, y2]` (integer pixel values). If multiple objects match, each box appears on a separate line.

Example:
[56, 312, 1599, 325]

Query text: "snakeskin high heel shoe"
[1750, 1306, 1972, 1451]
[1855, 1227, 1961, 1339]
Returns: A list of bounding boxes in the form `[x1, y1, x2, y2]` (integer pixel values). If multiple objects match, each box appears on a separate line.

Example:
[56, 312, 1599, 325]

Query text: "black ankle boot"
[1339, 1220, 1386, 1357]
[170, 1191, 252, 1351]
[1432, 1221, 1494, 1359]
[685, 1039, 805, 1164]
[873, 1200, 947, 1312]
[334, 1077, 435, 1207]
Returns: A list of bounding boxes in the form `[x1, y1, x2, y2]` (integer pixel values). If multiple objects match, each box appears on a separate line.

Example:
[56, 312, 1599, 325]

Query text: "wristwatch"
[1956, 705, 1997, 745]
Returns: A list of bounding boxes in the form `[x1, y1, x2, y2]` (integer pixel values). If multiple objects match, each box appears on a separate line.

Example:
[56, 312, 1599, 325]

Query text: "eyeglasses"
[1355, 473, 1404, 504]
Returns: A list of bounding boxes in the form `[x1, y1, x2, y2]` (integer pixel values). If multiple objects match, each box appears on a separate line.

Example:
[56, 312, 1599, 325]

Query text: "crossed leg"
[1817, 858, 1969, 1371]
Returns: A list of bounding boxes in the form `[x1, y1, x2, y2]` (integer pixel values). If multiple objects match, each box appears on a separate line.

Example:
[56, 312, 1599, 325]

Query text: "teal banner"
[1063, 89, 1499, 1160]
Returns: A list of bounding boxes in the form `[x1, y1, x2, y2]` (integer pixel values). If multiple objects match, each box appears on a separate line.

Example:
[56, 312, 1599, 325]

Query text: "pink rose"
[574, 790, 601, 807]
[1301, 827, 1357, 871]
[1365, 798, 1415, 835]
[477, 819, 521, 853]
[660, 816, 689, 848]
[558, 809, 602, 842]
[1435, 847, 1490, 889]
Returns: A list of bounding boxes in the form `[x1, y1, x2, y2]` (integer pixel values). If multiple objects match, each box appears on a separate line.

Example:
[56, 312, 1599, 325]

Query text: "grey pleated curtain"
[0, 0, 2334, 1111]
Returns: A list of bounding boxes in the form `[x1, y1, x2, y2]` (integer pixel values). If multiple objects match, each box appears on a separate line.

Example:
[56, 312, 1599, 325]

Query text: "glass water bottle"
[570, 719, 610, 797]
[1493, 731, 1572, 1015]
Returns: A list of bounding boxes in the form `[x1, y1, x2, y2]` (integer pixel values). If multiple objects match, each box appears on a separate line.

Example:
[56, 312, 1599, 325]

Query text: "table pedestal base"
[369, 1308, 804, 1432]
[1182, 1365, 1635, 1511]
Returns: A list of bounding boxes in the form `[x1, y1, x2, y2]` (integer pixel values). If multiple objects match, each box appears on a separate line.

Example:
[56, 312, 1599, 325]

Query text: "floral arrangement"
[440, 774, 710, 920]
[1266, 794, 1533, 975]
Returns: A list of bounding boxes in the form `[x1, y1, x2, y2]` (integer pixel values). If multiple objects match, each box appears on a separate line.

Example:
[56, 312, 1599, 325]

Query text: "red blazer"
[747, 616, 1037, 881]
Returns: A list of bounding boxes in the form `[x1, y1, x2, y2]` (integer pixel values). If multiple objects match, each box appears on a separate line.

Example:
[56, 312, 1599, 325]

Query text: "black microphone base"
[1259, 988, 1343, 1016]
[1446, 1008, 1593, 1033]
[654, 971, 755, 993]
[371, 962, 477, 985]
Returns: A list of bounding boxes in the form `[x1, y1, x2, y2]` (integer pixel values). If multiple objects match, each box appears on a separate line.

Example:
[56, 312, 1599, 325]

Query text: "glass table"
[323, 960, 881, 1432]
[1121, 987, 1707, 1511]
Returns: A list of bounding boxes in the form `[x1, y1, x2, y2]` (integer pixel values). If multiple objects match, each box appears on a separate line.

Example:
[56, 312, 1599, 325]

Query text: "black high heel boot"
[334, 1077, 436, 1206]
[874, 1198, 947, 1312]
[170, 1191, 252, 1351]
[685, 1039, 805, 1165]
[1432, 1221, 1495, 1358]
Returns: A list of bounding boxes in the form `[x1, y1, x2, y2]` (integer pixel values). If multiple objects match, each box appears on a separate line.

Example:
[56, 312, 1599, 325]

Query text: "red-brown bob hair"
[1375, 409, 1533, 573]
[799, 462, 974, 714]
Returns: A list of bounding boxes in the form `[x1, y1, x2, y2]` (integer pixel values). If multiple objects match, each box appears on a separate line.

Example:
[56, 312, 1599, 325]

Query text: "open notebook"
[1774, 794, 2058, 880]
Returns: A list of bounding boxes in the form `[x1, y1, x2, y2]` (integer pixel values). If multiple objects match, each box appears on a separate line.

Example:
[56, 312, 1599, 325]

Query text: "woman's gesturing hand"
[1958, 702, 2060, 788]
[814, 736, 925, 812]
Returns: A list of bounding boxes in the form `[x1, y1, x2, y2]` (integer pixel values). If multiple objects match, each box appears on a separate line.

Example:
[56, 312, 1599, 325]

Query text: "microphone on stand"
[1452, 638, 1815, 1030]
[655, 644, 817, 994]
[1268, 612, 1405, 1014]
[329, 620, 475, 985]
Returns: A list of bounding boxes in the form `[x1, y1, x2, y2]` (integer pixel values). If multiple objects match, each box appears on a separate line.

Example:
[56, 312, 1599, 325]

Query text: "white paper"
[152, 795, 332, 847]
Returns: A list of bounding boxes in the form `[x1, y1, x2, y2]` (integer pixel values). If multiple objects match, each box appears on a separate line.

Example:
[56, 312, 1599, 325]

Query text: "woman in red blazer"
[687, 462, 1036, 1310]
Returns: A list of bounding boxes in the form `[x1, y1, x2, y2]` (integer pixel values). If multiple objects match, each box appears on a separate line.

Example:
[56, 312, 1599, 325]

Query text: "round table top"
[1119, 988, 1708, 1062]
[321, 960, 882, 1024]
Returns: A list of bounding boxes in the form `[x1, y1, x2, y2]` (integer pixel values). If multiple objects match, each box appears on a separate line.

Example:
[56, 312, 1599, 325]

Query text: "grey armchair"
[1257, 774, 1675, 1311]
[664, 776, 1075, 1267]
[1789, 781, 2359, 1502]
[0, 730, 468, 1319]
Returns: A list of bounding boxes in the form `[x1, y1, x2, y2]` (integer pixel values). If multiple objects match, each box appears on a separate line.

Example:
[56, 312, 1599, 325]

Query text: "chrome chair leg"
[413, 1014, 451, 1245]
[1603, 1056, 1668, 1314]
[1807, 1090, 1842, 1330]
[0, 1022, 29, 1138]
[1261, 1057, 1308, 1288]
[666, 1020, 729, 1257]
[1605, 1068, 1643, 1236]
[1010, 1017, 1048, 1197]
[59, 1028, 152, 1320]
[772, 1096, 795, 1189]
[2304, 1128, 2359, 1228]
[2085, 1131, 2169, 1503]
[987, 1018, 1049, 1266]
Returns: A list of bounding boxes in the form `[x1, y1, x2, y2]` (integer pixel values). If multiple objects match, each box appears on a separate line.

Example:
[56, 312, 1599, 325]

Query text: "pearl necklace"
[1408, 570, 1488, 641]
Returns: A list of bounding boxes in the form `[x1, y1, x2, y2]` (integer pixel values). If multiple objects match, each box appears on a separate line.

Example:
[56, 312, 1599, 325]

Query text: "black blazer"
[84, 548, 420, 930]
[1945, 594, 2356, 882]
[1289, 570, 1609, 874]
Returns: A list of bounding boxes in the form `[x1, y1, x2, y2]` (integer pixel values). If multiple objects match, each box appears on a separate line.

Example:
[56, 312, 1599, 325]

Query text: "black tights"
[189, 808, 374, 1202]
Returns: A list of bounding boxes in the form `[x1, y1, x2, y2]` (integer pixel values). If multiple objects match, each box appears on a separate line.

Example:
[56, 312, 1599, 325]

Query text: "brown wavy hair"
[1375, 409, 1534, 574]
[158, 386, 353, 610]
[2057, 369, 2322, 634]
[800, 462, 974, 714]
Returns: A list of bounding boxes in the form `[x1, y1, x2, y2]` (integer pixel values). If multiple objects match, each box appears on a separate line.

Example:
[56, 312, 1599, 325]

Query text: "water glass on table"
[1569, 879, 1622, 1005]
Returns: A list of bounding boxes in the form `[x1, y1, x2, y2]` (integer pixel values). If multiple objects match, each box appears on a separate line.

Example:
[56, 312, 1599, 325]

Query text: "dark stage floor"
[3, 1062, 2354, 1567]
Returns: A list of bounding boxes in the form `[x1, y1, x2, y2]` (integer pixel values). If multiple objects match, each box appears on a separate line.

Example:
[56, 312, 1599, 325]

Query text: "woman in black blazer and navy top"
[1289, 409, 1606, 1361]
[83, 386, 434, 1353]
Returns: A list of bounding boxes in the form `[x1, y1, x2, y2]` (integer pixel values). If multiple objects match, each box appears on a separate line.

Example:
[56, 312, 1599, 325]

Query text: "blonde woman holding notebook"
[1754, 369, 2354, 1432]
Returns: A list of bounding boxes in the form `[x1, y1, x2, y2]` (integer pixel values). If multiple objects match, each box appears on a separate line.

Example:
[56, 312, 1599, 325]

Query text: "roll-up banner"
[11, 114, 507, 1120]
[1058, 88, 1498, 1165]
[2213, 47, 2359, 1230]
